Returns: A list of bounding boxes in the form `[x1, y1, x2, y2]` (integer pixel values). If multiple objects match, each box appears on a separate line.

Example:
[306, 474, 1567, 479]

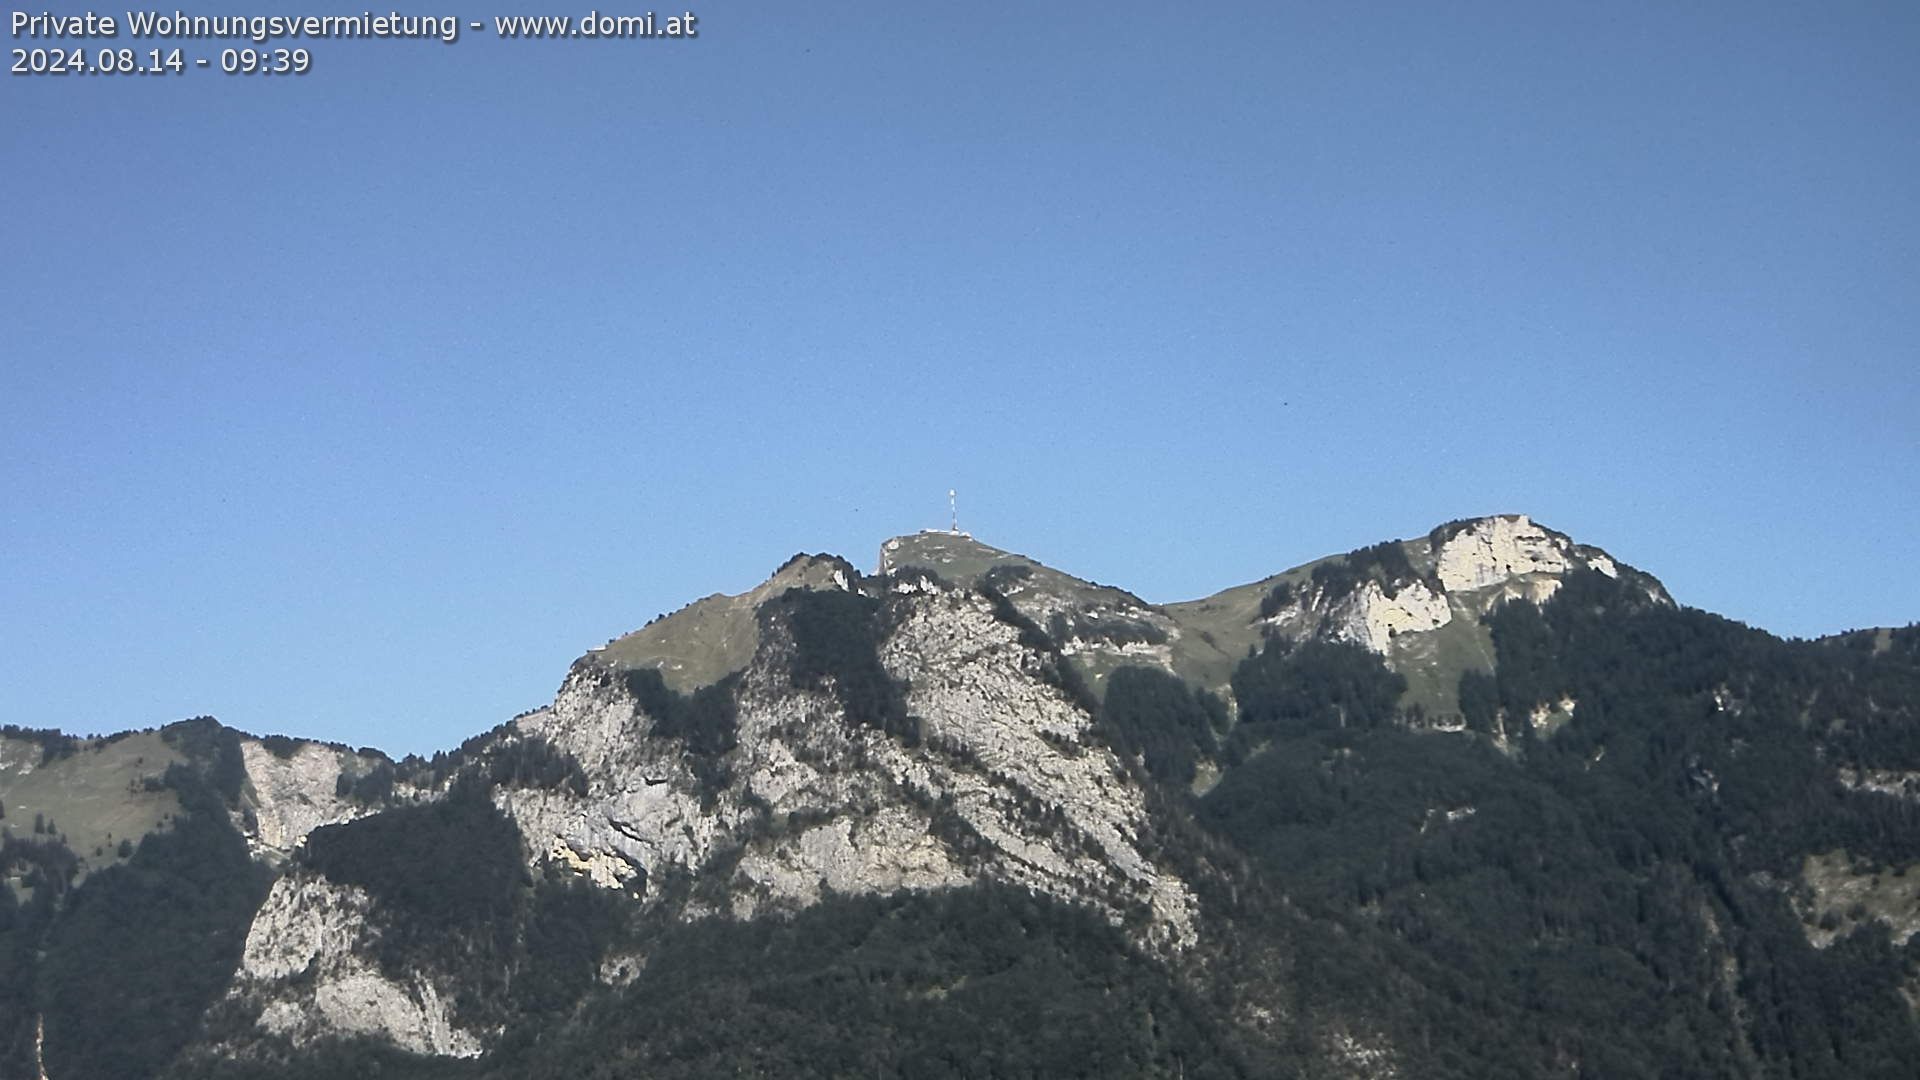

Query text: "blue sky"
[4, 2, 1916, 755]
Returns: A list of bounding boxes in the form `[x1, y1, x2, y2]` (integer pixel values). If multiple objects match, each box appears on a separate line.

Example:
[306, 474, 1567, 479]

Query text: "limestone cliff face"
[880, 531, 1195, 694]
[879, 585, 1197, 942]
[1433, 514, 1672, 608]
[228, 875, 484, 1058]
[1320, 579, 1454, 655]
[1433, 514, 1582, 592]
[237, 741, 383, 858]
[1260, 515, 1662, 658]
[504, 563, 1196, 949]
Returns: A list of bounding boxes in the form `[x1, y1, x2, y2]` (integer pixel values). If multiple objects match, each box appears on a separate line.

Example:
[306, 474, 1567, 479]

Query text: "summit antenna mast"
[949, 489, 958, 534]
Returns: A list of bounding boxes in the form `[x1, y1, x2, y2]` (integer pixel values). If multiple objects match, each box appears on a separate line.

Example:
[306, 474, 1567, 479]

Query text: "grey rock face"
[508, 575, 1197, 945]
[229, 874, 485, 1058]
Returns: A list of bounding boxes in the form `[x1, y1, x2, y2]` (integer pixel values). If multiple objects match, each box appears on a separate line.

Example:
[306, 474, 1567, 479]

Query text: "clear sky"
[4, 2, 1916, 756]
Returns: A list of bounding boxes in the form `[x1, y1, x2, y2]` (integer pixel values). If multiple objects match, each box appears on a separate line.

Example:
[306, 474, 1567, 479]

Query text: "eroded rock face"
[500, 665, 741, 897]
[881, 531, 1188, 693]
[1255, 569, 1453, 658]
[505, 578, 1196, 950]
[882, 588, 1198, 946]
[1255, 515, 1656, 659]
[1435, 515, 1575, 592]
[1432, 515, 1667, 612]
[239, 741, 376, 856]
[1323, 579, 1453, 654]
[232, 875, 484, 1058]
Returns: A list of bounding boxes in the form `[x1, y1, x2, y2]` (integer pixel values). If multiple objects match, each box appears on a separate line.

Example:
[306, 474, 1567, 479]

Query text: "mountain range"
[3, 514, 1917, 1079]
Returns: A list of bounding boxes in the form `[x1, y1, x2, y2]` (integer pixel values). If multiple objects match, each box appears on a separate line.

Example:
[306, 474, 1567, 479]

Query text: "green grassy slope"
[0, 732, 183, 879]
[590, 554, 857, 693]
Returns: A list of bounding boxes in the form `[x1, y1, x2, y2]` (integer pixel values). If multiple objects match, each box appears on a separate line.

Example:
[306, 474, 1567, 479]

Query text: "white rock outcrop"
[234, 875, 484, 1058]
[240, 741, 373, 855]
[883, 589, 1199, 946]
[1254, 516, 1659, 660]
[1324, 579, 1453, 655]
[1435, 515, 1572, 592]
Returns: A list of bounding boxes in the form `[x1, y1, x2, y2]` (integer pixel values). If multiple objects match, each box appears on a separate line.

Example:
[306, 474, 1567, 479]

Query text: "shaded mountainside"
[4, 515, 1920, 1078]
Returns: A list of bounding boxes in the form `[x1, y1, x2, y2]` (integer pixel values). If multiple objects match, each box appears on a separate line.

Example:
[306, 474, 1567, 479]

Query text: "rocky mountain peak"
[1163, 514, 1668, 717]
[1424, 513, 1655, 598]
[881, 531, 1195, 697]
[877, 530, 1027, 582]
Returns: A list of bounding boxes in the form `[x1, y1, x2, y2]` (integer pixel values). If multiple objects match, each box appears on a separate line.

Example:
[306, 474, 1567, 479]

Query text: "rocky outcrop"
[238, 741, 376, 856]
[1322, 579, 1453, 654]
[1434, 515, 1579, 592]
[881, 586, 1198, 945]
[1252, 515, 1659, 660]
[230, 875, 484, 1057]
[882, 531, 1189, 692]
[1253, 567, 1452, 658]
[1433, 514, 1674, 612]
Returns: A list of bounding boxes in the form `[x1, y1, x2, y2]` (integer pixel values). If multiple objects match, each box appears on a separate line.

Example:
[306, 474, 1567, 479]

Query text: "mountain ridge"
[5, 512, 1919, 1079]
[587, 513, 1663, 722]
